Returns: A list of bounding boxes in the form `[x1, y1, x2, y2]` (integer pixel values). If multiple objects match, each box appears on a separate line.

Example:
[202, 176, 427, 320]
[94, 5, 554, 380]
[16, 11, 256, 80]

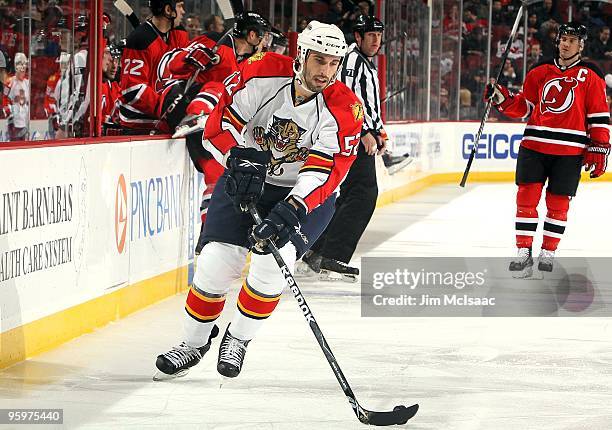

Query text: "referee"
[303, 15, 401, 279]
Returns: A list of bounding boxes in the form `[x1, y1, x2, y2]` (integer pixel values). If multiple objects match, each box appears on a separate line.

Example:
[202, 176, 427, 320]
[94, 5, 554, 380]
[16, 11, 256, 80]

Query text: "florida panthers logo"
[540, 77, 579, 114]
[253, 116, 308, 176]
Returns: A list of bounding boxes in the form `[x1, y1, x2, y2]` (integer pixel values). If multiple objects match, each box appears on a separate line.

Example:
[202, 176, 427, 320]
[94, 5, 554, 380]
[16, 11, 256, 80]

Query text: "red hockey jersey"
[203, 52, 364, 212]
[497, 58, 610, 156]
[118, 21, 189, 130]
[101, 81, 121, 121]
[44, 71, 60, 117]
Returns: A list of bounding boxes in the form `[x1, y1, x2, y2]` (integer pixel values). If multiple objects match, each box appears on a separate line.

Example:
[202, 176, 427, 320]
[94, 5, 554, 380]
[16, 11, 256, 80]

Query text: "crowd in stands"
[1, 0, 611, 141]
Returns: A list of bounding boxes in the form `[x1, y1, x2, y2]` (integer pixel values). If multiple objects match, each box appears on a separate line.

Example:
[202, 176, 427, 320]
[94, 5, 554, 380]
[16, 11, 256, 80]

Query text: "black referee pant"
[310, 143, 378, 263]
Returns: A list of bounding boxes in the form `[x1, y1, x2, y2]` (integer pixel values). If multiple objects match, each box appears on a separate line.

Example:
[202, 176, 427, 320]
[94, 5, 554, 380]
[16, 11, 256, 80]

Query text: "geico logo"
[462, 133, 523, 159]
[129, 174, 184, 241]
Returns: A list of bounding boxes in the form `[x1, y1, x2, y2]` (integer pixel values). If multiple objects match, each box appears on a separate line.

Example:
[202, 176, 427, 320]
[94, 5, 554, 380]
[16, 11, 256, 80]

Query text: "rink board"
[0, 138, 202, 367]
[1, 122, 610, 369]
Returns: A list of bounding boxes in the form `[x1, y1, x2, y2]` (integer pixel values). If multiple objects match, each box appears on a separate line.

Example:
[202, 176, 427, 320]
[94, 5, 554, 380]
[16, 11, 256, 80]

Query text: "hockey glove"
[250, 199, 306, 253]
[159, 81, 202, 129]
[583, 141, 610, 178]
[225, 147, 271, 212]
[185, 43, 220, 71]
[484, 83, 512, 109]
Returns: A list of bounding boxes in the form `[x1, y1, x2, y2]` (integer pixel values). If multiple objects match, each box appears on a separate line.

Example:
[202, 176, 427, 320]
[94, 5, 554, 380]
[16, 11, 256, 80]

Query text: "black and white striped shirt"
[340, 43, 382, 134]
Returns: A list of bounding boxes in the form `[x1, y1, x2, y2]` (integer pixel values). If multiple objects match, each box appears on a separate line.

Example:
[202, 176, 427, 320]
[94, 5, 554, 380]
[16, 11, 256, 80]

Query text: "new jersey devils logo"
[540, 77, 578, 114]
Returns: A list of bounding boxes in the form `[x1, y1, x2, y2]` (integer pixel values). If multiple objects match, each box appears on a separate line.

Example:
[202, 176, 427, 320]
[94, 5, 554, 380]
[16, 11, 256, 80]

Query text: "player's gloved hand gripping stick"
[248, 202, 420, 426]
[460, 2, 526, 187]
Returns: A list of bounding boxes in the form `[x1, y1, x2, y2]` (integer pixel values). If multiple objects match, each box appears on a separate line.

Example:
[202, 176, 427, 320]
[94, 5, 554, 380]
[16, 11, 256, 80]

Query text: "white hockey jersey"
[204, 52, 364, 212]
[6, 76, 30, 128]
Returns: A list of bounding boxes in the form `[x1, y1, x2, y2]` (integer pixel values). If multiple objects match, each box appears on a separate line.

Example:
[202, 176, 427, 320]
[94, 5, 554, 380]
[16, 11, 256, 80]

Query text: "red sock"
[515, 183, 543, 249]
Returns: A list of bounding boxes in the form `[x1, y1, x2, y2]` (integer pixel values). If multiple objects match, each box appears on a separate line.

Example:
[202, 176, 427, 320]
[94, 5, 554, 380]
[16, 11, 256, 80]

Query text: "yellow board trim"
[0, 266, 189, 370]
[2, 169, 610, 370]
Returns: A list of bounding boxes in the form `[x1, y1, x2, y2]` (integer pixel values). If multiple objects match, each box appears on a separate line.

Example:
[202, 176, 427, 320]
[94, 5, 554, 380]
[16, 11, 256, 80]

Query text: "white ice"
[1, 183, 611, 429]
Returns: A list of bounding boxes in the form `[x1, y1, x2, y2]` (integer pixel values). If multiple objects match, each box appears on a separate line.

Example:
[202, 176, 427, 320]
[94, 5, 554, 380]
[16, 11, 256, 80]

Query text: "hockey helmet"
[233, 11, 271, 39]
[149, 0, 176, 17]
[556, 22, 587, 45]
[14, 52, 28, 73]
[297, 21, 347, 59]
[352, 15, 385, 36]
[58, 51, 71, 72]
[294, 21, 347, 90]
[268, 27, 288, 54]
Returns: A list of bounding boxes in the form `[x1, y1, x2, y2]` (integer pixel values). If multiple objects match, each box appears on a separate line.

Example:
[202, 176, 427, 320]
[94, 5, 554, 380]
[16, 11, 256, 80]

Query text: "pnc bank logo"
[115, 174, 128, 254]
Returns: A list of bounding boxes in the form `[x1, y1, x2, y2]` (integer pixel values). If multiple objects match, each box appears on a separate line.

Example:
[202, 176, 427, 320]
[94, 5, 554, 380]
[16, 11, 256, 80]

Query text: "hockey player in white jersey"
[154, 21, 364, 380]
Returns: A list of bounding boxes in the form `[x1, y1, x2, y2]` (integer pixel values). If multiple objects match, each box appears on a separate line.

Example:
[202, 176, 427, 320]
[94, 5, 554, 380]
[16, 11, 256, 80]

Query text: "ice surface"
[1, 183, 611, 429]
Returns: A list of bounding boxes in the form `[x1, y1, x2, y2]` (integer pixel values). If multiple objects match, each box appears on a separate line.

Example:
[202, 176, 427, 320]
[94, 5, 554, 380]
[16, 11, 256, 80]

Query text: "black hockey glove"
[160, 81, 202, 129]
[250, 199, 306, 253]
[224, 147, 271, 212]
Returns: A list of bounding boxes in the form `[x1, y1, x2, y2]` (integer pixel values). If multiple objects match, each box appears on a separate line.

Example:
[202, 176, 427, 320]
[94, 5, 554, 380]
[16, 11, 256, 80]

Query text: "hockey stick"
[459, 3, 525, 187]
[114, 0, 140, 29]
[248, 203, 419, 426]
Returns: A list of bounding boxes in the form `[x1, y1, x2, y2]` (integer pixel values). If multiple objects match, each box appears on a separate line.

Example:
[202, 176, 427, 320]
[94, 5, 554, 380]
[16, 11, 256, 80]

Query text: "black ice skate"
[153, 324, 219, 381]
[509, 247, 533, 278]
[217, 325, 250, 378]
[295, 250, 323, 277]
[538, 249, 555, 272]
[319, 257, 360, 283]
[382, 152, 412, 175]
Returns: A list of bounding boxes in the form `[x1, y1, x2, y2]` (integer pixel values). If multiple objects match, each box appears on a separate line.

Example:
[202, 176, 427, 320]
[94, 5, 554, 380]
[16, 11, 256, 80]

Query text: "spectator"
[325, 1, 347, 24]
[588, 26, 612, 59]
[496, 29, 525, 61]
[185, 14, 202, 40]
[540, 24, 559, 58]
[498, 58, 519, 92]
[297, 18, 309, 32]
[356, 0, 372, 17]
[536, 0, 561, 27]
[443, 4, 461, 41]
[492, 0, 511, 25]
[527, 43, 543, 68]
[204, 14, 224, 35]
[463, 5, 488, 34]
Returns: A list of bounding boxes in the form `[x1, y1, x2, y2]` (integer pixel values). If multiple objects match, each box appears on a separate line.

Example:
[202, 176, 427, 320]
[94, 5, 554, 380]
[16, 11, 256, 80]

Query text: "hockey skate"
[172, 113, 208, 138]
[153, 324, 219, 381]
[382, 152, 412, 175]
[295, 250, 322, 277]
[538, 249, 555, 272]
[217, 325, 250, 378]
[319, 257, 359, 283]
[508, 247, 533, 278]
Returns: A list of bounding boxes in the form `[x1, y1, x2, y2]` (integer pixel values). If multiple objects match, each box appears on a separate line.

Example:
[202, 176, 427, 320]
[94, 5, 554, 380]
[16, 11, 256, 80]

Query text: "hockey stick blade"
[363, 404, 420, 426]
[248, 204, 419, 426]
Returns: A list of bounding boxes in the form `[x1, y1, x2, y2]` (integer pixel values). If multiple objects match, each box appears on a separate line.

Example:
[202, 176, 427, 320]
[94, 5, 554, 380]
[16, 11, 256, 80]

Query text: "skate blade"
[152, 368, 189, 381]
[386, 158, 413, 175]
[319, 270, 358, 283]
[218, 375, 234, 389]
